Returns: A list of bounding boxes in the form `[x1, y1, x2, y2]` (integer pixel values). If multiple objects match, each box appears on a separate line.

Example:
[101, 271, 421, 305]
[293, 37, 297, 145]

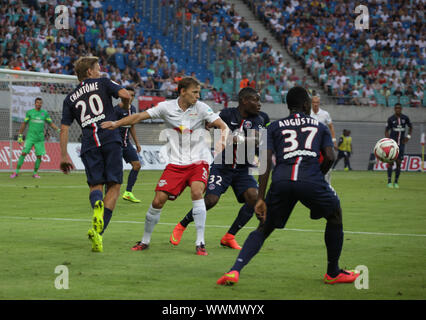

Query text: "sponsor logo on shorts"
[202, 167, 208, 180]
[158, 179, 167, 187]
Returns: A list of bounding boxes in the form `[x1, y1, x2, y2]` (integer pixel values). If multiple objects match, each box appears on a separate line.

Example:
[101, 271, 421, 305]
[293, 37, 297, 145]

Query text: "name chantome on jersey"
[70, 81, 99, 102]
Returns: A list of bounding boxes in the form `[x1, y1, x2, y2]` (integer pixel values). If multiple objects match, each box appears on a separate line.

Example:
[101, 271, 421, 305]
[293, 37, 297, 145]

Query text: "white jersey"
[310, 108, 332, 126]
[147, 98, 219, 165]
[311, 107, 333, 184]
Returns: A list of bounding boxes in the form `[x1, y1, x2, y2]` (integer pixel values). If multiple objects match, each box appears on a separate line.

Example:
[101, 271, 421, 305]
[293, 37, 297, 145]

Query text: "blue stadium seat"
[399, 96, 410, 107]
[115, 53, 125, 71]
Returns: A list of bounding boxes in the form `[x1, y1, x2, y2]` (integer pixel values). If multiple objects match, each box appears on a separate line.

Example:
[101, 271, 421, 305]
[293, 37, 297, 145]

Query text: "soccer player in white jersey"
[310, 95, 337, 184]
[102, 77, 229, 255]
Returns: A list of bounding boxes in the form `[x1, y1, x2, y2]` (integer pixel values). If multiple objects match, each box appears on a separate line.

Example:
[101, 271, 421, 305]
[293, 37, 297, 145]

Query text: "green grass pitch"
[0, 170, 425, 300]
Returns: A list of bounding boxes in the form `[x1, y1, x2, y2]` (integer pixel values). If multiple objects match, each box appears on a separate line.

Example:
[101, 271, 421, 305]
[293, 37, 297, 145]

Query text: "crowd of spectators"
[0, 0, 297, 106]
[0, 1, 232, 100]
[4, 0, 422, 108]
[250, 0, 425, 107]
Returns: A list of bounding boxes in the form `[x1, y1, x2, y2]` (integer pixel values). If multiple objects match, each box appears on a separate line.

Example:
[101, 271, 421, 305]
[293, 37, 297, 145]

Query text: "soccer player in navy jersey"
[217, 86, 359, 285]
[170, 87, 270, 253]
[59, 56, 131, 252]
[385, 103, 412, 188]
[114, 86, 142, 203]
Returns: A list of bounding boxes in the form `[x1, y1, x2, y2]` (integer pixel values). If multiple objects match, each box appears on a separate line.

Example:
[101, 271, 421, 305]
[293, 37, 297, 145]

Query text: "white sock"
[141, 205, 162, 244]
[192, 199, 207, 246]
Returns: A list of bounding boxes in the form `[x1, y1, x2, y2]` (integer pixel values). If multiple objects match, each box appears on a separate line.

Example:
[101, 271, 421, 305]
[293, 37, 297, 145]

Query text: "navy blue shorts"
[81, 142, 123, 186]
[206, 165, 258, 203]
[122, 143, 140, 163]
[337, 150, 350, 158]
[265, 180, 341, 229]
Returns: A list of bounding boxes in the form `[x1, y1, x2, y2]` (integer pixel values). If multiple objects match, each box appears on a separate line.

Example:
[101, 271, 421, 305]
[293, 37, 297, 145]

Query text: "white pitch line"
[0, 184, 157, 189]
[1, 216, 425, 238]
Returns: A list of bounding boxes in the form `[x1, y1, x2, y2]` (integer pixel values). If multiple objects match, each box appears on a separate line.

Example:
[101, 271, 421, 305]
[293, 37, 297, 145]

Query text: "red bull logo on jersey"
[173, 125, 193, 134]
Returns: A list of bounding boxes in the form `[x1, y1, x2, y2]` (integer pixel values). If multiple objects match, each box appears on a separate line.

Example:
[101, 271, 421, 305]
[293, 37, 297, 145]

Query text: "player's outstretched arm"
[49, 121, 61, 133]
[101, 111, 152, 130]
[328, 122, 337, 148]
[59, 124, 74, 174]
[210, 117, 230, 154]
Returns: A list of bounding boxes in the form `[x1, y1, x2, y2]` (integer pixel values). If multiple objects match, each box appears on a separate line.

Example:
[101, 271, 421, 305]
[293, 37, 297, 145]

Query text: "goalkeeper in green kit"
[10, 97, 60, 178]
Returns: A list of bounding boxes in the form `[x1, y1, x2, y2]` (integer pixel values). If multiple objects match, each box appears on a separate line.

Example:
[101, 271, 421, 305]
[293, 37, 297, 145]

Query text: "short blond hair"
[74, 56, 99, 81]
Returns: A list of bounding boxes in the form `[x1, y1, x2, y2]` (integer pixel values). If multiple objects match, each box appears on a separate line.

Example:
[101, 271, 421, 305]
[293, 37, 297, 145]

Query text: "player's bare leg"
[190, 180, 208, 255]
[132, 191, 168, 251]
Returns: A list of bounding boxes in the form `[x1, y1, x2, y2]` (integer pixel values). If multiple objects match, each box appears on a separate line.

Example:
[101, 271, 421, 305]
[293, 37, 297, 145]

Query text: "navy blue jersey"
[267, 112, 333, 183]
[386, 114, 412, 146]
[215, 108, 270, 168]
[114, 104, 137, 147]
[62, 77, 123, 154]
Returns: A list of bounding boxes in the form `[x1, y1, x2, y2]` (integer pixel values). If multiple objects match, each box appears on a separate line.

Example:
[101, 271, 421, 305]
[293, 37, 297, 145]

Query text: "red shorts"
[155, 161, 209, 200]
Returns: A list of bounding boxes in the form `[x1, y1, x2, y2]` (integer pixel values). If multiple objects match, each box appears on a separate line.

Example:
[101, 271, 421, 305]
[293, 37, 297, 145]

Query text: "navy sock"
[324, 223, 344, 277]
[180, 209, 194, 228]
[228, 203, 254, 235]
[89, 190, 103, 209]
[101, 208, 113, 235]
[394, 166, 401, 183]
[387, 166, 392, 183]
[126, 169, 139, 192]
[230, 230, 265, 273]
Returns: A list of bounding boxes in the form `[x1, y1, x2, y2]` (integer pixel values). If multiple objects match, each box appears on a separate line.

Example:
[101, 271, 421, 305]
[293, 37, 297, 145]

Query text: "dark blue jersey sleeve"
[266, 122, 275, 151]
[101, 77, 122, 99]
[405, 115, 412, 129]
[259, 111, 271, 127]
[386, 117, 392, 131]
[61, 98, 74, 126]
[219, 108, 231, 125]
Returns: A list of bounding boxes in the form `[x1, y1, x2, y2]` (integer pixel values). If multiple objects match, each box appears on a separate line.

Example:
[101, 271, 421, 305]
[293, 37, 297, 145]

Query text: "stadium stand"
[1, 0, 424, 107]
[246, 0, 425, 107]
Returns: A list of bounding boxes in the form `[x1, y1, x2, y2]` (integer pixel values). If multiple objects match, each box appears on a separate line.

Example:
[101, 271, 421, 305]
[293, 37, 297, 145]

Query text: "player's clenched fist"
[254, 199, 267, 222]
[60, 159, 74, 174]
[101, 121, 117, 130]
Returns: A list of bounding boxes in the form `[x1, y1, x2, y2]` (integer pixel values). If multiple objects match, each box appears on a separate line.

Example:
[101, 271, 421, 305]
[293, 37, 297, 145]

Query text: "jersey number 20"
[75, 94, 104, 123]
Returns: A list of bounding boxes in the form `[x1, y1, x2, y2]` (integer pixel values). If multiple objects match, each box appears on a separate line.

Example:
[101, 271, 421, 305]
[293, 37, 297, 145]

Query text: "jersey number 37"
[282, 127, 318, 152]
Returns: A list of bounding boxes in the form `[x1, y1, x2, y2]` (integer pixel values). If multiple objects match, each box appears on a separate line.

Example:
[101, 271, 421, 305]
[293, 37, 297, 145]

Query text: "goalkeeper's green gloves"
[17, 134, 24, 144]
